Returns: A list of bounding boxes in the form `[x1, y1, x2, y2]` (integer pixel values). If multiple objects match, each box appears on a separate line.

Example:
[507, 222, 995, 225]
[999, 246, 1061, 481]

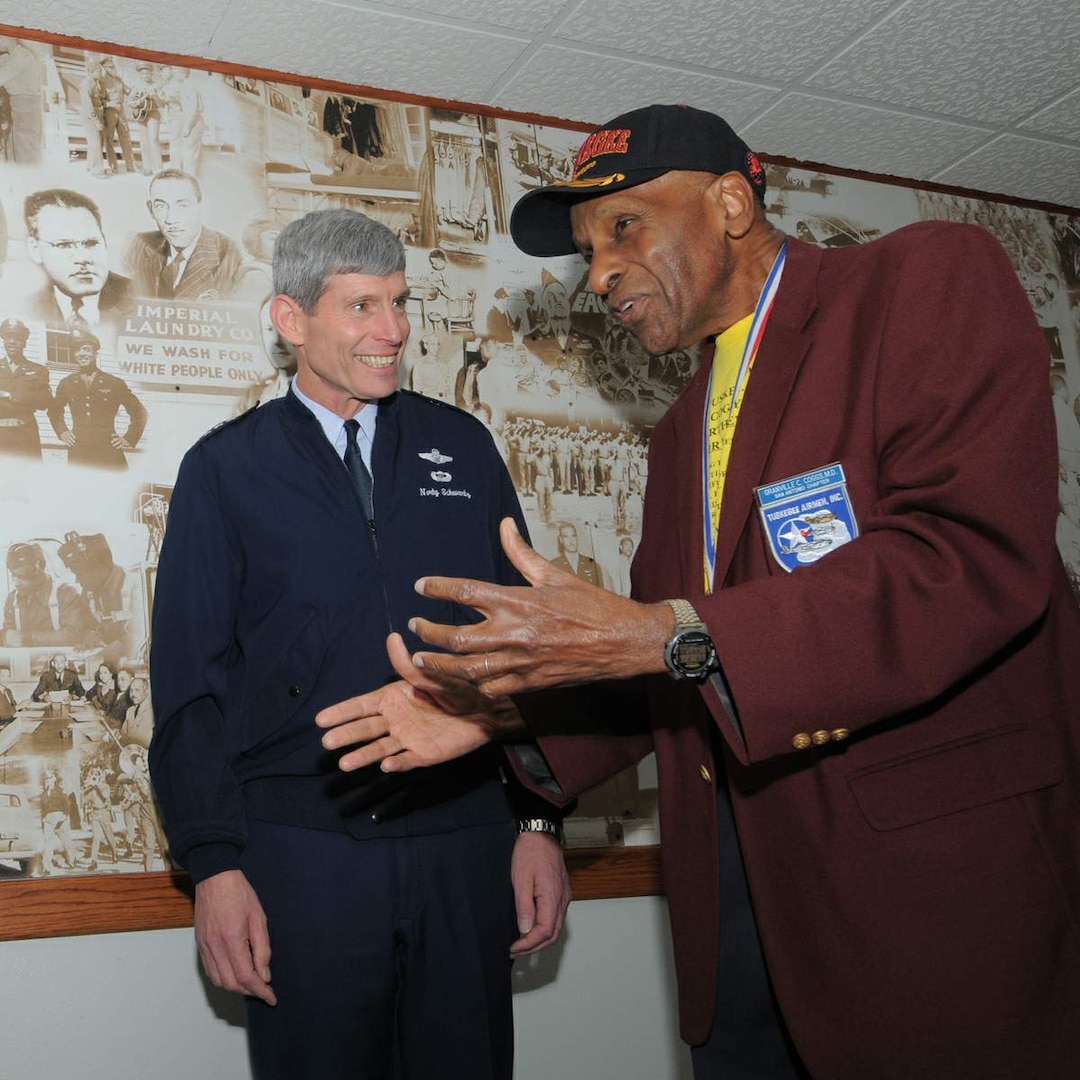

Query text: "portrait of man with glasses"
[23, 188, 133, 330]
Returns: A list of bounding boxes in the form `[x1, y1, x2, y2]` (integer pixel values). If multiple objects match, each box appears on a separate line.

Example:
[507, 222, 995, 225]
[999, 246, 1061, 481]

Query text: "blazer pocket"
[847, 725, 1063, 831]
[241, 609, 327, 752]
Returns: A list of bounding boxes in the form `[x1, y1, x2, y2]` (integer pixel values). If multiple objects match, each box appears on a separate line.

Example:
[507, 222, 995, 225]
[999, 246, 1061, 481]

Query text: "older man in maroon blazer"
[318, 105, 1080, 1080]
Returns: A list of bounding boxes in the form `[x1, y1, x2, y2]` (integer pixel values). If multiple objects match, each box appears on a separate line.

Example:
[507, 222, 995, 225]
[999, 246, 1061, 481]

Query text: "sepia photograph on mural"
[1, 29, 1078, 885]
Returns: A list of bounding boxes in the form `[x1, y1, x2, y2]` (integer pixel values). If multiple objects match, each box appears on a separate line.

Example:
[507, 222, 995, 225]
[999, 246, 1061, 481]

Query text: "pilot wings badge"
[419, 449, 453, 465]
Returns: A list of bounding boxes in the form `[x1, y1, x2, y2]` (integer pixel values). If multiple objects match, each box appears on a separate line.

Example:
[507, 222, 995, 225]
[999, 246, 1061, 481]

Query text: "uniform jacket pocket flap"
[847, 726, 1062, 831]
[242, 610, 326, 751]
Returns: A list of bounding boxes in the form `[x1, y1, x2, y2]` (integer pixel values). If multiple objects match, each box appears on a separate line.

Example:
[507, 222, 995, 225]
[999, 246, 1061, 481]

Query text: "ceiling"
[5, 0, 1079, 209]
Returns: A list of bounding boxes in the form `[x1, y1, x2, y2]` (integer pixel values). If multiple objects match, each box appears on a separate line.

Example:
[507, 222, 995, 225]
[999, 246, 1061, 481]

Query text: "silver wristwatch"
[663, 599, 718, 682]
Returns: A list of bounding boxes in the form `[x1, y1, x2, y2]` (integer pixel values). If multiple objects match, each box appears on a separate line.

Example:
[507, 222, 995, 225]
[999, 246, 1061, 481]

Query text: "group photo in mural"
[1, 31, 1078, 880]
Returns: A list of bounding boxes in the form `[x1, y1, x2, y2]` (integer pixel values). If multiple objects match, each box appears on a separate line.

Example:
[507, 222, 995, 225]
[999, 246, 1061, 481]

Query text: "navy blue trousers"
[691, 777, 812, 1079]
[242, 818, 518, 1080]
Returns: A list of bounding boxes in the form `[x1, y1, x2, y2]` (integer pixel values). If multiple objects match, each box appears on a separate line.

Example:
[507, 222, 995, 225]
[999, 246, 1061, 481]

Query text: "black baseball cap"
[510, 104, 766, 258]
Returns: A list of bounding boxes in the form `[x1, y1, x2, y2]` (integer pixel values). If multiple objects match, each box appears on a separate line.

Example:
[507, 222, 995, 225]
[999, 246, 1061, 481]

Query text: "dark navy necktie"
[343, 418, 374, 520]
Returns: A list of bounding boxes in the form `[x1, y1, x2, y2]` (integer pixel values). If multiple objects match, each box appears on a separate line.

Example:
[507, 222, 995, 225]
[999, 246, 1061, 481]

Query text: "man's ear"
[270, 294, 305, 349]
[705, 172, 759, 240]
[26, 234, 43, 267]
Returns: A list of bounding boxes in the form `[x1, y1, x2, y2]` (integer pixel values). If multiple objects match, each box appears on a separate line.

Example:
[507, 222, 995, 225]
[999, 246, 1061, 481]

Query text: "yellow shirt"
[704, 313, 753, 590]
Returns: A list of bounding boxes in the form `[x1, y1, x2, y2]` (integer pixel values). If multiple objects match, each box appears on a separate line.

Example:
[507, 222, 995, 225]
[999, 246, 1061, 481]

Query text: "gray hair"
[272, 209, 405, 313]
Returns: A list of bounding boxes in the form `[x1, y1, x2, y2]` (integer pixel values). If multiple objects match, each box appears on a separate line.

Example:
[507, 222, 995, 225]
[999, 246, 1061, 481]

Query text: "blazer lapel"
[668, 360, 712, 596]
[712, 239, 822, 588]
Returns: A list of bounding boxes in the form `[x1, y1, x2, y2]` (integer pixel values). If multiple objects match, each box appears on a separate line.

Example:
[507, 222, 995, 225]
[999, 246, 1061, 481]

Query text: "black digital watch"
[663, 599, 718, 682]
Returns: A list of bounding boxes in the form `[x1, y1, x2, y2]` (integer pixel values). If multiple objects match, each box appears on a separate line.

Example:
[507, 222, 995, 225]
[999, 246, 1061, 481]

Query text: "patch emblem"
[419, 448, 453, 464]
[755, 463, 858, 573]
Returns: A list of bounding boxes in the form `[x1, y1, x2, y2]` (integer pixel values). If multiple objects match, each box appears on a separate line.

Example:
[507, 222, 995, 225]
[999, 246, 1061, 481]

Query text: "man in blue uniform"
[149, 209, 569, 1080]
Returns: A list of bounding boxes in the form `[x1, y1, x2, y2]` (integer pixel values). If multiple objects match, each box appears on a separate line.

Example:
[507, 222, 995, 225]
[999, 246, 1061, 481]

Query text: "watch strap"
[517, 817, 564, 844]
[664, 597, 705, 630]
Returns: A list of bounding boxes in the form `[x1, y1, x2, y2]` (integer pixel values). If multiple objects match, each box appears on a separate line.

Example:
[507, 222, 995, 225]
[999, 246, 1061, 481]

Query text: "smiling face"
[570, 172, 737, 356]
[148, 175, 202, 252]
[28, 205, 109, 299]
[275, 271, 410, 417]
[0, 323, 28, 358]
[74, 342, 99, 371]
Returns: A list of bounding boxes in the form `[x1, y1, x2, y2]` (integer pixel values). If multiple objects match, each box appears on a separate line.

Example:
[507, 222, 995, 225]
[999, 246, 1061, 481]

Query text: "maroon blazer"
[525, 222, 1080, 1078]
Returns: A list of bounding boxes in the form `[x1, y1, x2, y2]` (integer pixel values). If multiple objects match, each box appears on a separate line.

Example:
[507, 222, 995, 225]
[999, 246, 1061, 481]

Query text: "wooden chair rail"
[0, 846, 663, 941]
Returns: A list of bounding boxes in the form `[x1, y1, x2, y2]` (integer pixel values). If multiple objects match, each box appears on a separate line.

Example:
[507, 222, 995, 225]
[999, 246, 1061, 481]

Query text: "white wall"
[0, 895, 693, 1080]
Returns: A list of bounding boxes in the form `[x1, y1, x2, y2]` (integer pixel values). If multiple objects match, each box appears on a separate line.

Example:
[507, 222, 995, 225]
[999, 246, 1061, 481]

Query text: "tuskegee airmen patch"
[755, 463, 858, 573]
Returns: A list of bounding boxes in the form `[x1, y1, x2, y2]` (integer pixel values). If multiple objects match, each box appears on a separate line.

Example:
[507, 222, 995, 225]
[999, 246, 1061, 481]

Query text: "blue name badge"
[755, 463, 859, 573]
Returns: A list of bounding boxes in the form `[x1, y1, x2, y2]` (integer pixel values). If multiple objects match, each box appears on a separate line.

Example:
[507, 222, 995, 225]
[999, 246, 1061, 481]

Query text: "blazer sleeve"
[149, 442, 248, 882]
[509, 679, 655, 804]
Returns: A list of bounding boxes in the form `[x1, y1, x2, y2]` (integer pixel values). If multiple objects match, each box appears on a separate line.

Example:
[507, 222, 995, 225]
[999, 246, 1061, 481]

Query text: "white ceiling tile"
[341, 0, 557, 33]
[932, 134, 1080, 209]
[494, 45, 778, 127]
[743, 94, 991, 178]
[216, 0, 528, 100]
[556, 0, 896, 82]
[1, 0, 232, 53]
[1021, 89, 1080, 143]
[807, 0, 1079, 123]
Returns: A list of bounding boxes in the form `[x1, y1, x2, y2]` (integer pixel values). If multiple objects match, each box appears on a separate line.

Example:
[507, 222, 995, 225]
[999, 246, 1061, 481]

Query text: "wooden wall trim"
[0, 848, 664, 942]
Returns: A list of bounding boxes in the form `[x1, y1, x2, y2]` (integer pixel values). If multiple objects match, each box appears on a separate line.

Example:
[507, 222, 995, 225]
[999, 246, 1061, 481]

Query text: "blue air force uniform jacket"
[149, 388, 528, 883]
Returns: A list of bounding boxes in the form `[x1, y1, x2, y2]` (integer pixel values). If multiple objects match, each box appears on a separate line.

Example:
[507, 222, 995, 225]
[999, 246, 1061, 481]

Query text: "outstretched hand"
[409, 517, 671, 696]
[316, 632, 524, 773]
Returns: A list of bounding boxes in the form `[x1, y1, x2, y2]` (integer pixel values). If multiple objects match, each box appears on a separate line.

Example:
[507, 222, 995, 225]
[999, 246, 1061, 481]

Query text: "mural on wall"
[0, 31, 1077, 879]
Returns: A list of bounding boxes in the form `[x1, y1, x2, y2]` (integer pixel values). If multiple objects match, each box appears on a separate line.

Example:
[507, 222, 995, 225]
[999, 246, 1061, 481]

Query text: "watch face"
[677, 638, 712, 671]
[672, 630, 715, 679]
